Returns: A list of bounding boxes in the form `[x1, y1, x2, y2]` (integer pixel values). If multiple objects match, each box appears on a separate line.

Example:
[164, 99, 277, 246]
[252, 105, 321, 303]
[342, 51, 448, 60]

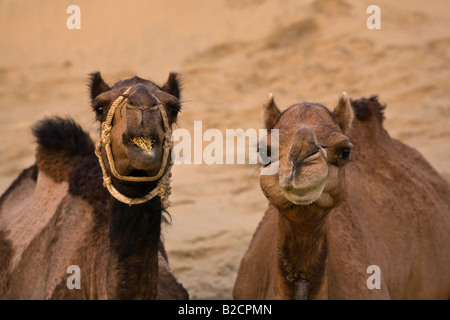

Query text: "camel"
[233, 93, 450, 299]
[0, 72, 188, 299]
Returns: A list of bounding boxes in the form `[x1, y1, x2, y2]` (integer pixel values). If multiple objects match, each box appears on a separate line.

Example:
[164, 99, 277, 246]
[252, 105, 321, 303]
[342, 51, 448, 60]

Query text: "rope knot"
[164, 139, 172, 150]
[103, 175, 112, 187]
[102, 135, 111, 145]
[158, 186, 166, 197]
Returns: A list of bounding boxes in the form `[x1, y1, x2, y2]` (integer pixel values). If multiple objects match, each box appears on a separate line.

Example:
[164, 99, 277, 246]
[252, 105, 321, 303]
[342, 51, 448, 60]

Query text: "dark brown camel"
[233, 93, 450, 299]
[0, 72, 188, 299]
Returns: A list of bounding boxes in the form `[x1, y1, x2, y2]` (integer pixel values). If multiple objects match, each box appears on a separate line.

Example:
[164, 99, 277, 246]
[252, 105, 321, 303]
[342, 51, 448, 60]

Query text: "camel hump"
[350, 95, 386, 123]
[32, 117, 94, 182]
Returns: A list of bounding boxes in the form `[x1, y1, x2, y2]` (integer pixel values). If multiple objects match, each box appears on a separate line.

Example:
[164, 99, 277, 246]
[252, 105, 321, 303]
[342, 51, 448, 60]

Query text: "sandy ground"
[0, 0, 449, 299]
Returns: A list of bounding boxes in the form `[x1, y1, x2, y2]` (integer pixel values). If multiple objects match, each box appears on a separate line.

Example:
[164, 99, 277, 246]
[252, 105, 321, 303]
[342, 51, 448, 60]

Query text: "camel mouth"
[126, 136, 162, 172]
[130, 136, 153, 152]
[281, 182, 326, 206]
[128, 169, 150, 177]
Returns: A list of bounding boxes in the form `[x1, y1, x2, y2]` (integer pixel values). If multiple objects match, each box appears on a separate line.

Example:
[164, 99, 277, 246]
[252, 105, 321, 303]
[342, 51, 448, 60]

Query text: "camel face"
[260, 93, 354, 209]
[89, 73, 181, 178]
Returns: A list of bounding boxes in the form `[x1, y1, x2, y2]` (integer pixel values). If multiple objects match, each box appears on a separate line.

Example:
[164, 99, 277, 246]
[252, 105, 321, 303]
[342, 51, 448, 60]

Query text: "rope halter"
[95, 86, 173, 207]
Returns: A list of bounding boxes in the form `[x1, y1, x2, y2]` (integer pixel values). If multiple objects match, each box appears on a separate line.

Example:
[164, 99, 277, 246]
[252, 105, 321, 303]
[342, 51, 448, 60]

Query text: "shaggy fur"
[33, 118, 94, 183]
[351, 95, 385, 123]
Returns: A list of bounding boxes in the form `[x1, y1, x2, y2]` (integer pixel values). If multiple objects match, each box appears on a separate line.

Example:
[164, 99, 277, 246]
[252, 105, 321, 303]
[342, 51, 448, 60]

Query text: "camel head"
[89, 72, 181, 181]
[260, 93, 354, 210]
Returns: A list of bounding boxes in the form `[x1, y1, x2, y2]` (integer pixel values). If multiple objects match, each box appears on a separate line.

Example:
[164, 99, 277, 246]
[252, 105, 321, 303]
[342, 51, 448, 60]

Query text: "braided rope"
[95, 87, 173, 207]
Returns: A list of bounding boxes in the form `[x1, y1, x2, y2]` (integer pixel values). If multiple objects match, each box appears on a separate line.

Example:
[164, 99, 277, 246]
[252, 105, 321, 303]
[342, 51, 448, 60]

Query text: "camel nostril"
[289, 146, 319, 168]
[293, 162, 303, 172]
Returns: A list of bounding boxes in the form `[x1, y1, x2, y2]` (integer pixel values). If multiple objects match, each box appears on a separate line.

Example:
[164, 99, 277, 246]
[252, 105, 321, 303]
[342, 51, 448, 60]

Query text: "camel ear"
[264, 93, 281, 130]
[333, 92, 354, 133]
[89, 72, 110, 103]
[162, 72, 181, 99]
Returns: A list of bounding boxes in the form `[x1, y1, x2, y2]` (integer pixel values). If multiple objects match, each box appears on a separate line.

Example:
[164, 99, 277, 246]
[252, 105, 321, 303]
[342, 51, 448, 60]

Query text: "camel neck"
[275, 205, 329, 300]
[107, 196, 162, 299]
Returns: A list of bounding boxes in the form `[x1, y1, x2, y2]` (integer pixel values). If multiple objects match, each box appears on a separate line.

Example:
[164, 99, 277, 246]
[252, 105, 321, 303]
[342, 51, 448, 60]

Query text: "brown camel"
[233, 93, 450, 299]
[0, 72, 188, 299]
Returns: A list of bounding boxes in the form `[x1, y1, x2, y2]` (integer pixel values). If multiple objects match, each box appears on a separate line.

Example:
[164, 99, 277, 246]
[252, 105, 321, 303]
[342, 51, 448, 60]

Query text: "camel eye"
[339, 147, 351, 160]
[95, 107, 105, 117]
[165, 101, 180, 120]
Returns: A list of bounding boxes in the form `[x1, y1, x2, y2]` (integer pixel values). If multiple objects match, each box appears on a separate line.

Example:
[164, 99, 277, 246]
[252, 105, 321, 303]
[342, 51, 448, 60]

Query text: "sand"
[0, 0, 448, 299]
